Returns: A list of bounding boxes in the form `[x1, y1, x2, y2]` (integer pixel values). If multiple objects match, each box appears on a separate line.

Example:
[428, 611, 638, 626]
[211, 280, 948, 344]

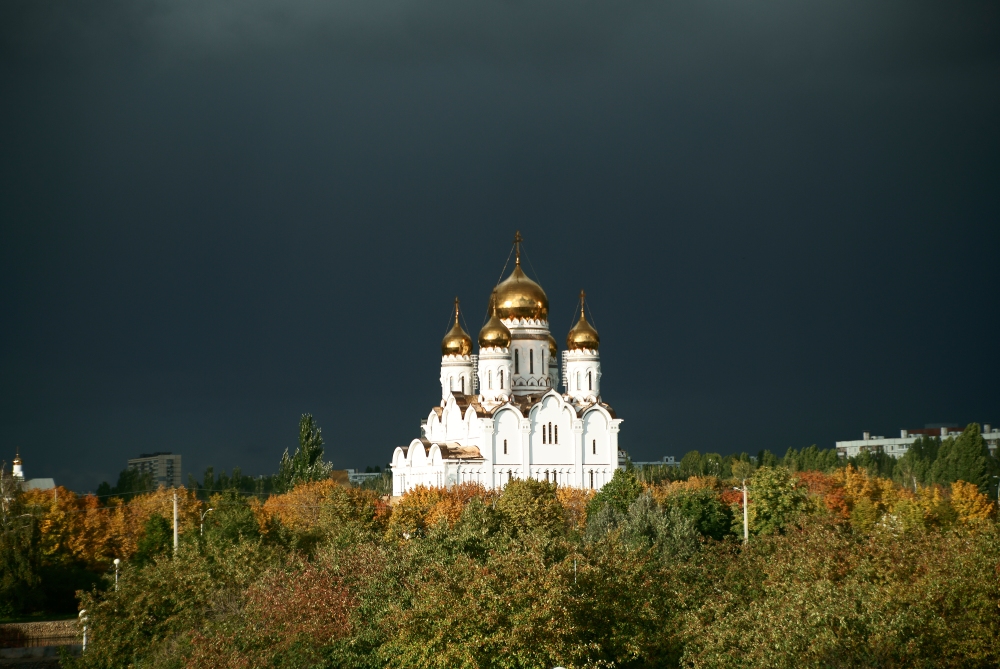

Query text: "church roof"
[437, 443, 485, 461]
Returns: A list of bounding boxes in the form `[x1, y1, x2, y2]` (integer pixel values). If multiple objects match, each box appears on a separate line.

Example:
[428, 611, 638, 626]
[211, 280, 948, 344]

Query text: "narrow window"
[576, 371, 580, 390]
[488, 371, 493, 389]
[588, 370, 592, 391]
[515, 350, 519, 374]
[499, 370, 504, 389]
[461, 376, 465, 394]
[503, 439, 507, 455]
[545, 470, 549, 482]
[590, 470, 594, 489]
[542, 425, 546, 444]
[592, 439, 596, 454]
[529, 349, 534, 374]
[555, 425, 558, 444]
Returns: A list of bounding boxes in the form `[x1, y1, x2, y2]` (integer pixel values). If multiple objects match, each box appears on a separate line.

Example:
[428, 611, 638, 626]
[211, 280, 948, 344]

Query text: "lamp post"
[79, 610, 88, 652]
[200, 508, 214, 536]
[113, 558, 120, 591]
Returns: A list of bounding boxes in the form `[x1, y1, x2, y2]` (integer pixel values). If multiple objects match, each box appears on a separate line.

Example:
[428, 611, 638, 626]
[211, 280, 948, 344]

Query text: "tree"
[95, 469, 155, 501]
[134, 513, 172, 565]
[0, 477, 41, 617]
[275, 414, 332, 493]
[748, 466, 809, 535]
[931, 423, 989, 490]
[586, 468, 642, 518]
[680, 451, 704, 478]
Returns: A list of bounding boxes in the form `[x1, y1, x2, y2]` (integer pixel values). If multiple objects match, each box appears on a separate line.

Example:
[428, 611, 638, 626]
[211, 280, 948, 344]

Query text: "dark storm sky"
[1, 0, 998, 492]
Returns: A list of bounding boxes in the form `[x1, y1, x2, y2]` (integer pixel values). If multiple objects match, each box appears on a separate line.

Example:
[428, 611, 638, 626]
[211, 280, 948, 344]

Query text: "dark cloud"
[1, 0, 998, 490]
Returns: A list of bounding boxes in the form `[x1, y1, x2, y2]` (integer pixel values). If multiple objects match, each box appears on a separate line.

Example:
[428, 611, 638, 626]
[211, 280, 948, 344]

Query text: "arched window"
[542, 425, 546, 444]
[461, 376, 465, 394]
[499, 370, 504, 389]
[503, 439, 508, 455]
[545, 470, 549, 482]
[529, 349, 534, 374]
[514, 350, 519, 374]
[587, 370, 592, 391]
[449, 376, 454, 390]
[589, 470, 594, 489]
[576, 371, 580, 390]
[488, 371, 492, 389]
[555, 425, 558, 444]
[592, 439, 596, 454]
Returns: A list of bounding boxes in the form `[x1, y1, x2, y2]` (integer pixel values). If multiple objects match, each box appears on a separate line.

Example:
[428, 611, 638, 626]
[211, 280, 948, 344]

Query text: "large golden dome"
[567, 291, 600, 351]
[478, 296, 512, 349]
[441, 298, 473, 356]
[493, 232, 548, 321]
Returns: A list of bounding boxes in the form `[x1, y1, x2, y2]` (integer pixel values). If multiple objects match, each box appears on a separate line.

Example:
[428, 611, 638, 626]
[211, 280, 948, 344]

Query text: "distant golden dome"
[478, 296, 512, 349]
[493, 232, 548, 321]
[441, 298, 473, 356]
[566, 291, 600, 351]
[546, 333, 557, 357]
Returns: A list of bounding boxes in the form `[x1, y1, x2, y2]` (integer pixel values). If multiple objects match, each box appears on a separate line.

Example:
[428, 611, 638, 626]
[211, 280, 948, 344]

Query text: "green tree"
[930, 423, 989, 490]
[586, 468, 642, 518]
[662, 488, 733, 541]
[748, 466, 809, 535]
[275, 414, 332, 493]
[496, 478, 566, 540]
[134, 514, 172, 566]
[0, 479, 41, 617]
[95, 468, 155, 501]
[680, 451, 704, 478]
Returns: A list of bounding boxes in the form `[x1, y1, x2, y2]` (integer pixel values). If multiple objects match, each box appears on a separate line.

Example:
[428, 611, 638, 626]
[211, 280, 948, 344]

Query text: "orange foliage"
[793, 471, 849, 518]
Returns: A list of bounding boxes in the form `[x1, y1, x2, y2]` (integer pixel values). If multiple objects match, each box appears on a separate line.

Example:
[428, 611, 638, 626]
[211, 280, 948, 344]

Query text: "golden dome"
[478, 296, 512, 349]
[441, 298, 472, 356]
[493, 231, 548, 321]
[567, 290, 600, 351]
[546, 333, 557, 357]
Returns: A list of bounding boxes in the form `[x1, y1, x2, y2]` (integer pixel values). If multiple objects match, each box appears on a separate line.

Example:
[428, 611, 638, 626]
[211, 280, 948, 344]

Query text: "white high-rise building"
[391, 233, 623, 495]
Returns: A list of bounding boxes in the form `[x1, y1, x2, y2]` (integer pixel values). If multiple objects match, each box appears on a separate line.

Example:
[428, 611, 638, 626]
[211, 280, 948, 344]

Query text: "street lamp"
[113, 558, 120, 591]
[200, 508, 215, 536]
[79, 610, 88, 652]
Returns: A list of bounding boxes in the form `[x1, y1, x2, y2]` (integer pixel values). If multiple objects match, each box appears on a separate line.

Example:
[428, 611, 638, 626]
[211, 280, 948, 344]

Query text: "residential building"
[127, 452, 182, 488]
[836, 424, 999, 459]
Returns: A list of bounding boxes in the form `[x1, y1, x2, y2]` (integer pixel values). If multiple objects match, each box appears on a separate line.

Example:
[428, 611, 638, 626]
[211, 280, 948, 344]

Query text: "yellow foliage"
[386, 483, 492, 538]
[831, 465, 898, 515]
[21, 485, 202, 567]
[556, 486, 592, 531]
[262, 479, 341, 531]
[951, 481, 995, 524]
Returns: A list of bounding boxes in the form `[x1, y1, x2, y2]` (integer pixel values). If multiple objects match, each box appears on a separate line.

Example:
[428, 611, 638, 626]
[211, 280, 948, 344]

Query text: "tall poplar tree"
[930, 423, 989, 490]
[275, 414, 332, 493]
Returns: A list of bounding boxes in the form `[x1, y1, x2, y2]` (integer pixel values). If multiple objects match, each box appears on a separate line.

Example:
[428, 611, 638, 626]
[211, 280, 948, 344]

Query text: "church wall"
[529, 396, 574, 465]
[582, 411, 610, 465]
[493, 408, 521, 465]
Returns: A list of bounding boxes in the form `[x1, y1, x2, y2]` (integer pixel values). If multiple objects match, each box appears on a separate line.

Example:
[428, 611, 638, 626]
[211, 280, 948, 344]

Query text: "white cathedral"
[390, 233, 623, 496]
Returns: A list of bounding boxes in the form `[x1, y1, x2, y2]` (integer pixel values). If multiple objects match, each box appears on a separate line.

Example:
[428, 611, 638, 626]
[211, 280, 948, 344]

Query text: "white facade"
[836, 425, 999, 458]
[391, 237, 623, 495]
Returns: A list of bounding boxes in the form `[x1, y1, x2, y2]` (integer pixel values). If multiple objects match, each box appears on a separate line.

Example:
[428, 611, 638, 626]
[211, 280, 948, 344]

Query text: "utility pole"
[172, 491, 178, 554]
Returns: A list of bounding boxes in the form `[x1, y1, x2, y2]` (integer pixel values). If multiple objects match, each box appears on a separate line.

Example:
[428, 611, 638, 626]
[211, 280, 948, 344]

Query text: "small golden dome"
[567, 290, 600, 351]
[441, 298, 472, 356]
[478, 296, 512, 349]
[493, 231, 548, 321]
[546, 333, 557, 357]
